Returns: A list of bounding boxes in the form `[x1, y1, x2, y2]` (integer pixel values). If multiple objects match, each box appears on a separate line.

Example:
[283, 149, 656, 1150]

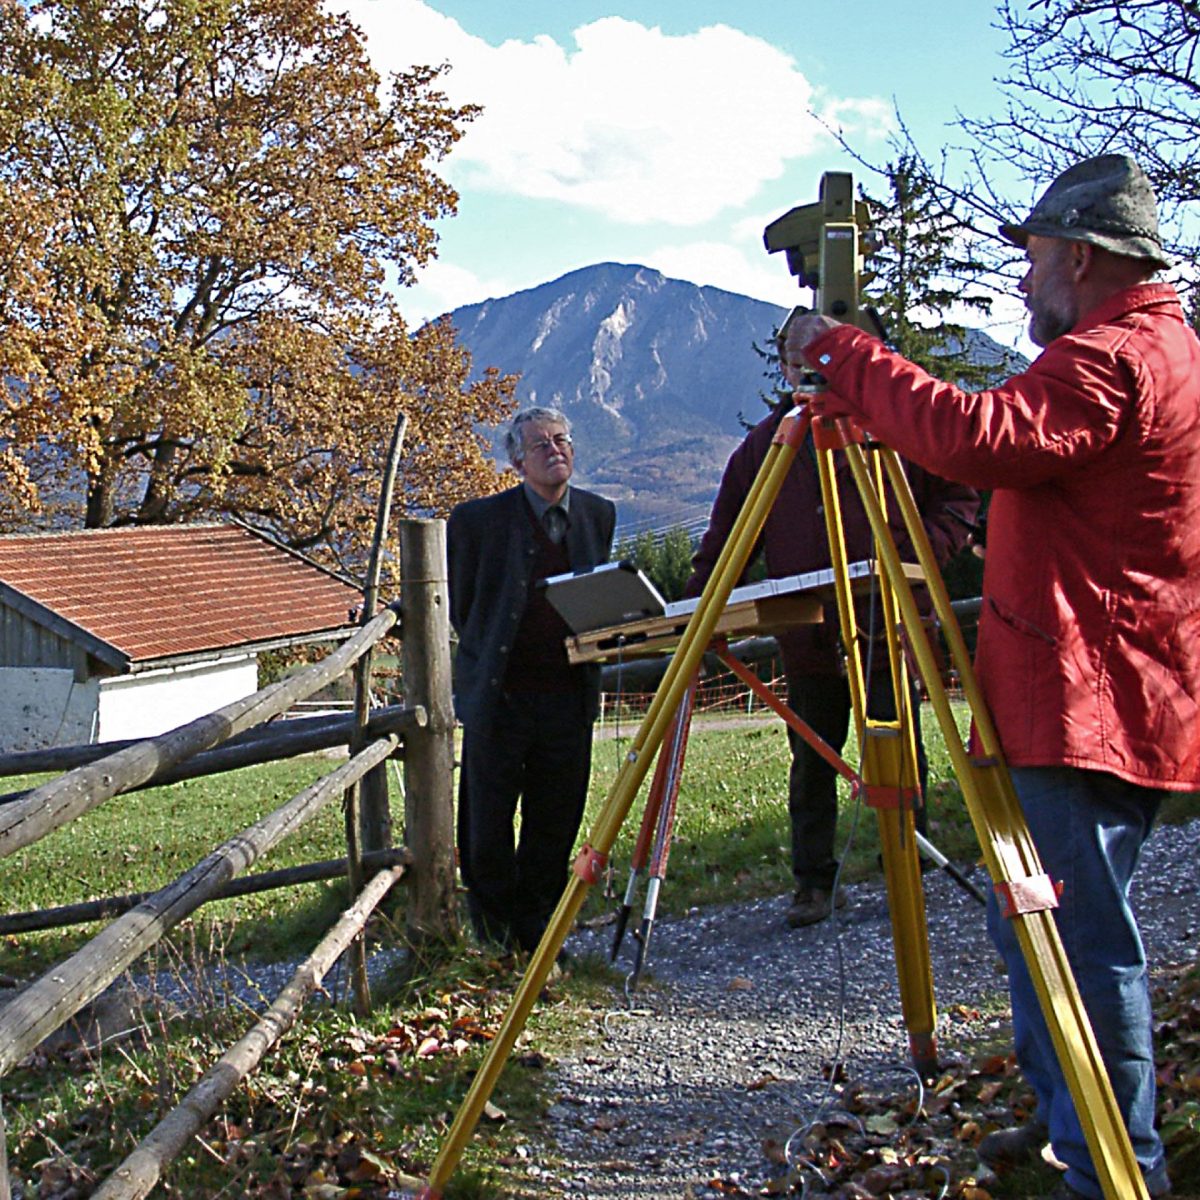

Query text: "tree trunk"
[85, 459, 116, 528]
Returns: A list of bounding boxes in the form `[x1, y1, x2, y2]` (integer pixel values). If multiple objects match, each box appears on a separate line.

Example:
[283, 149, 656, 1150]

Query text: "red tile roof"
[0, 524, 361, 664]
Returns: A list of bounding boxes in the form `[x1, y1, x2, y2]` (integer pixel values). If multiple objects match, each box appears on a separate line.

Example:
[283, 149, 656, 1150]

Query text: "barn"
[0, 523, 362, 751]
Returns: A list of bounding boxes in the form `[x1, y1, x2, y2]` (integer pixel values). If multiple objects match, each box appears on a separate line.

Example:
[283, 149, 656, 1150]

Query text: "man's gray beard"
[1030, 307, 1076, 348]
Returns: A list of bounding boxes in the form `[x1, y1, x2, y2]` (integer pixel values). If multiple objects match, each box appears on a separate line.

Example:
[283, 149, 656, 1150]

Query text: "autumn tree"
[0, 0, 516, 574]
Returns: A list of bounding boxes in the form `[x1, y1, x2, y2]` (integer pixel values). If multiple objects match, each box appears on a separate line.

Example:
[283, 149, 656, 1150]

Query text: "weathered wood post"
[1, 1094, 10, 1200]
[358, 413, 408, 859]
[399, 518, 457, 941]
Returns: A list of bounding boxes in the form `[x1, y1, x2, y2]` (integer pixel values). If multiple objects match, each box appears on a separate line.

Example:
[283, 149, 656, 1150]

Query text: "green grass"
[0, 756, 369, 973]
[0, 708, 982, 1195]
[0, 700, 984, 976]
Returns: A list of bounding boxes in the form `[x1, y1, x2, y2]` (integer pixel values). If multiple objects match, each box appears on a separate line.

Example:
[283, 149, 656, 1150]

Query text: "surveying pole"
[764, 171, 1148, 1200]
[765, 172, 938, 1072]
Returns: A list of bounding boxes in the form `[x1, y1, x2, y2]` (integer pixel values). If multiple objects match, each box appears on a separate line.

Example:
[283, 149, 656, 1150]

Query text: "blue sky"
[335, 1, 1033, 351]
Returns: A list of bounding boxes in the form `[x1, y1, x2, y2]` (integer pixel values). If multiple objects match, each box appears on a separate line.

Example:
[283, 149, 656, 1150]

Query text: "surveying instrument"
[413, 172, 1150, 1200]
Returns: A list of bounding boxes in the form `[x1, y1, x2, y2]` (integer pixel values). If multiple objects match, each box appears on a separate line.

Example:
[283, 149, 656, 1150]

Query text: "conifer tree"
[861, 154, 1019, 389]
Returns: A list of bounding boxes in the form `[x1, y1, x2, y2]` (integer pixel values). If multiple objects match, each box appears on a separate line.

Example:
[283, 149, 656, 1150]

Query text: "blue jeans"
[986, 766, 1168, 1199]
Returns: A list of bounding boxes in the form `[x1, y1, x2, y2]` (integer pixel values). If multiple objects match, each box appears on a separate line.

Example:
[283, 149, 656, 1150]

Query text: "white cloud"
[335, 1, 894, 226]
[400, 258, 513, 324]
[645, 240, 803, 309]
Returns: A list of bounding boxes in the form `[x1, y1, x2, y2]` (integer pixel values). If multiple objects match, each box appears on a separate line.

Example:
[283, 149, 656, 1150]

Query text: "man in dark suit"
[448, 406, 616, 953]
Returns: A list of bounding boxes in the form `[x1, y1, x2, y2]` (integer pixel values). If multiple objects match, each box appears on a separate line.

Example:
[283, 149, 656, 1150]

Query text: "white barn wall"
[0, 666, 100, 751]
[96, 655, 259, 743]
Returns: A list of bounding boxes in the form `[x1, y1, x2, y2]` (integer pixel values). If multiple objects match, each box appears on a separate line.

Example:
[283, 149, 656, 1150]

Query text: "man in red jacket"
[788, 155, 1195, 1200]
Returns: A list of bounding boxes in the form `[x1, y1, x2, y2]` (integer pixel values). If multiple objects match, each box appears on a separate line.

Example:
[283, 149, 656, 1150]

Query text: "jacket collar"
[1072, 281, 1182, 336]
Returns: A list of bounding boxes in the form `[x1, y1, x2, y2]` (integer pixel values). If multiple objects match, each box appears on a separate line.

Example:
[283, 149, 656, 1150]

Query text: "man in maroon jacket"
[685, 312, 978, 928]
[788, 155, 1194, 1200]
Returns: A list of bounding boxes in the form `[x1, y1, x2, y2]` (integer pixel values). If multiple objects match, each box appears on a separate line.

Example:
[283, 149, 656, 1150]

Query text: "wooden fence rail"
[92, 862, 411, 1200]
[0, 847, 412, 936]
[0, 511, 460, 1198]
[0, 732, 399, 1078]
[0, 702, 423, 788]
[0, 606, 399, 863]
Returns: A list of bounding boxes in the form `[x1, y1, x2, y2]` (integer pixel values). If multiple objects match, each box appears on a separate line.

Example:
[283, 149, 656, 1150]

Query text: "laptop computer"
[540, 560, 667, 634]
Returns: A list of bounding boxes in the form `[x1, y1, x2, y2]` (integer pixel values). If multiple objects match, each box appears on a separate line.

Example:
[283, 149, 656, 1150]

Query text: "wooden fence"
[0, 515, 456, 1200]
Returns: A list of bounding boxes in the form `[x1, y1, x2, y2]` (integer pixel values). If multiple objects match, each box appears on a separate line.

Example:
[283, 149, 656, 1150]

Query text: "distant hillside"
[446, 263, 1025, 537]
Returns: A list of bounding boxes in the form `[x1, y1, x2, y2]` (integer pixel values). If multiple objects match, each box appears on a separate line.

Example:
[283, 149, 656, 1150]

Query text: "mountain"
[446, 263, 1023, 538]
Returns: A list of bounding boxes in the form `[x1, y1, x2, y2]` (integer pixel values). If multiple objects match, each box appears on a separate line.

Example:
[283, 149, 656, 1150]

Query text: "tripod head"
[763, 171, 880, 333]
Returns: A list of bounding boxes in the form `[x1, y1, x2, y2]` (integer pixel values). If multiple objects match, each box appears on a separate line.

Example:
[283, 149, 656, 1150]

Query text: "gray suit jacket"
[447, 485, 616, 732]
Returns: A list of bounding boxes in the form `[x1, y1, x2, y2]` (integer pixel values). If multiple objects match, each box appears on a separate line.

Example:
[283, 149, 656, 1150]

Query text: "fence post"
[399, 518, 458, 942]
[358, 412, 407, 860]
[1, 1093, 10, 1200]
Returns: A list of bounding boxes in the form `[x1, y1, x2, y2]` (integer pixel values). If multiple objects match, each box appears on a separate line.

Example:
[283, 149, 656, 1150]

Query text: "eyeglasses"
[525, 433, 573, 455]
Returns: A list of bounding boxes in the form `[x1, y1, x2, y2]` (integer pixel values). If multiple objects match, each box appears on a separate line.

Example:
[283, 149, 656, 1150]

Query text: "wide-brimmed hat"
[1000, 154, 1169, 269]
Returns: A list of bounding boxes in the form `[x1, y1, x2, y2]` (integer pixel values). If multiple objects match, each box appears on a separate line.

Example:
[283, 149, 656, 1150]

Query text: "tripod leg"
[858, 442, 1148, 1200]
[914, 830, 987, 906]
[814, 428, 939, 1075]
[611, 749, 669, 962]
[628, 682, 694, 989]
[629, 875, 661, 990]
[613, 677, 696, 963]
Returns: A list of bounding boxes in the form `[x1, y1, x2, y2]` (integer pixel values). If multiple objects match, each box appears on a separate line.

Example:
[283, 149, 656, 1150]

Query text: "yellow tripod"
[811, 405, 938, 1074]
[414, 173, 1148, 1200]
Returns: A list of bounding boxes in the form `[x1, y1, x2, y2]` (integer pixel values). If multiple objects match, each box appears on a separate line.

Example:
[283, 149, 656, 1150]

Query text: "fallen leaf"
[864, 1112, 899, 1135]
[746, 1073, 779, 1090]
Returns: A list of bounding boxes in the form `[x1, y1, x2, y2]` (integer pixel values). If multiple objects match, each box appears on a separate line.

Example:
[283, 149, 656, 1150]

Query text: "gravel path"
[102, 818, 1200, 1198]
[507, 819, 1200, 1200]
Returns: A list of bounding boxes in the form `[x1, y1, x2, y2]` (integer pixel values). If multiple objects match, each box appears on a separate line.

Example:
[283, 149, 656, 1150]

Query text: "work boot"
[977, 1119, 1062, 1173]
[786, 886, 846, 928]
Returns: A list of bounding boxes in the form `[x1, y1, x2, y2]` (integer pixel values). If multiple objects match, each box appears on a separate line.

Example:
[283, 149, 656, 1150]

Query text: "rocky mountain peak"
[445, 262, 1022, 537]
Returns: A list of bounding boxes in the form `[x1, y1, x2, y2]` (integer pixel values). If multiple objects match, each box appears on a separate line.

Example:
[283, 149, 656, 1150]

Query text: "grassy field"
[0, 700, 984, 971]
[578, 699, 984, 924]
[2, 705, 1198, 1197]
[0, 755, 362, 973]
[0, 707, 986, 1200]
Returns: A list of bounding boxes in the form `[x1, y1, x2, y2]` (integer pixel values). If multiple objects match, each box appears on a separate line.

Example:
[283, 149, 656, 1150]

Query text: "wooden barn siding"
[0, 603, 82, 671]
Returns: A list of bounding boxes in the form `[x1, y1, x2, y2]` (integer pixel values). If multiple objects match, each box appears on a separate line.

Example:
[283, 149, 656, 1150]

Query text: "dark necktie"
[543, 505, 568, 544]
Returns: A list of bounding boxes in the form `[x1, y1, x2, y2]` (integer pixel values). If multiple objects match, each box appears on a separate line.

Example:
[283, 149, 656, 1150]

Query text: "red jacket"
[807, 283, 1200, 789]
[686, 404, 978, 676]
